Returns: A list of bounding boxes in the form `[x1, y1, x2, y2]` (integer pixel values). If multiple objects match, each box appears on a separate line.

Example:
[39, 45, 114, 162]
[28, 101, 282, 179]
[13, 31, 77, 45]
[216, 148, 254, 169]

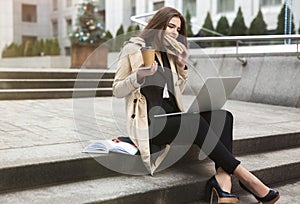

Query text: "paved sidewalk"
[1, 97, 300, 148]
[1, 96, 300, 169]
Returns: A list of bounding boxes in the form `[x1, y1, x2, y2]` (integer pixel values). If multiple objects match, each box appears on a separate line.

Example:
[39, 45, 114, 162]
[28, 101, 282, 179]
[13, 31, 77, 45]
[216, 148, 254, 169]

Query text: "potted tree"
[69, 0, 108, 68]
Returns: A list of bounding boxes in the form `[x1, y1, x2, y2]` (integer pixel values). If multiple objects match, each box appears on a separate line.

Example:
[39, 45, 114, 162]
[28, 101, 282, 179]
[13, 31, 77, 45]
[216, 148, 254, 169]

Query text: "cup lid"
[140, 46, 154, 51]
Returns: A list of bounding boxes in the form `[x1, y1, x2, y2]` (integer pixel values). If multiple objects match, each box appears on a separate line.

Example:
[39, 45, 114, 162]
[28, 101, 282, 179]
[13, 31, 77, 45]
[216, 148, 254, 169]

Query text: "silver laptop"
[154, 76, 241, 118]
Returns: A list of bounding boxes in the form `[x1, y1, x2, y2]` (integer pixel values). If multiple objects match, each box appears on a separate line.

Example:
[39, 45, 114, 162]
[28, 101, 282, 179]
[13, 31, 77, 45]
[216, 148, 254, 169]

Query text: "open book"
[82, 139, 138, 155]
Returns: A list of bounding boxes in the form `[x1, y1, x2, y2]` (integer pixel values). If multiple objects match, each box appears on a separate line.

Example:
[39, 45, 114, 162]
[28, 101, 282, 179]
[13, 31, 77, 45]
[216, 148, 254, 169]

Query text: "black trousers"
[149, 110, 241, 175]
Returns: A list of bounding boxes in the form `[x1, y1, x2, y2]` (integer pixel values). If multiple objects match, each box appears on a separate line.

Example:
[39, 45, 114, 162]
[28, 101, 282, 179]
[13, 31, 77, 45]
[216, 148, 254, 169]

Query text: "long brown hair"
[139, 7, 187, 50]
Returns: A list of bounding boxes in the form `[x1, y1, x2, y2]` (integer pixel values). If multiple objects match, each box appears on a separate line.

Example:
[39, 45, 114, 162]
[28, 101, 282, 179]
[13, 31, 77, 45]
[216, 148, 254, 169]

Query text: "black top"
[141, 52, 180, 124]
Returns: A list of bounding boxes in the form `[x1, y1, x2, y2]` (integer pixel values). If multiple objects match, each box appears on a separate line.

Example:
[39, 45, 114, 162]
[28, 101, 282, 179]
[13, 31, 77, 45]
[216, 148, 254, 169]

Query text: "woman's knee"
[211, 110, 234, 123]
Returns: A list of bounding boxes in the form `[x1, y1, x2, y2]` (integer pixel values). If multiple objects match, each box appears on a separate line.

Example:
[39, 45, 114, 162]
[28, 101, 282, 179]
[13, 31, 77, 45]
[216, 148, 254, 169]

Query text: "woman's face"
[165, 16, 181, 39]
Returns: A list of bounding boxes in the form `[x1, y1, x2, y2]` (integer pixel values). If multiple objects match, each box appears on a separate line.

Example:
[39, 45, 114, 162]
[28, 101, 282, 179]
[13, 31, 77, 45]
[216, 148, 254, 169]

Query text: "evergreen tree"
[126, 25, 133, 33]
[248, 9, 267, 35]
[104, 30, 113, 40]
[32, 40, 43, 56]
[116, 25, 124, 36]
[134, 24, 140, 31]
[275, 3, 295, 34]
[298, 23, 300, 34]
[39, 39, 45, 55]
[1, 43, 18, 58]
[44, 39, 52, 55]
[202, 12, 214, 37]
[18, 42, 25, 57]
[229, 7, 247, 36]
[114, 25, 126, 51]
[185, 9, 194, 37]
[69, 0, 105, 45]
[215, 16, 230, 46]
[216, 16, 230, 36]
[24, 41, 34, 56]
[51, 38, 61, 55]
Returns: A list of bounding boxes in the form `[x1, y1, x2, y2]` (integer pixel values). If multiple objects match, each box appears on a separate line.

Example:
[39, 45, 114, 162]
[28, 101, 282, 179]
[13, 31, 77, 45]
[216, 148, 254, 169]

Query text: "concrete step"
[0, 70, 115, 79]
[0, 69, 115, 99]
[0, 79, 113, 89]
[0, 130, 299, 194]
[0, 88, 112, 100]
[0, 147, 299, 203]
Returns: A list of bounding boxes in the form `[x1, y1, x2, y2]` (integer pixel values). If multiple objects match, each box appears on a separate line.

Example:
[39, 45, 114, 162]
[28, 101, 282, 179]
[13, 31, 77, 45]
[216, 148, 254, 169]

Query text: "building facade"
[0, 0, 299, 57]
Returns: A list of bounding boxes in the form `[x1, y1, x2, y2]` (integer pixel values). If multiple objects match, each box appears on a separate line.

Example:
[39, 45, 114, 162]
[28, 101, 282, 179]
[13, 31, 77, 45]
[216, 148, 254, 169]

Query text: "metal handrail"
[187, 34, 300, 42]
[130, 12, 300, 64]
[130, 11, 157, 27]
[188, 35, 300, 65]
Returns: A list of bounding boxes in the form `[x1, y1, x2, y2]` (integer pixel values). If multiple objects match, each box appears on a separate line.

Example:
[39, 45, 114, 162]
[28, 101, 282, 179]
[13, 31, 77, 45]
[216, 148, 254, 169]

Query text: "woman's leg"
[234, 165, 270, 197]
[200, 110, 235, 170]
[194, 110, 240, 193]
[194, 110, 240, 174]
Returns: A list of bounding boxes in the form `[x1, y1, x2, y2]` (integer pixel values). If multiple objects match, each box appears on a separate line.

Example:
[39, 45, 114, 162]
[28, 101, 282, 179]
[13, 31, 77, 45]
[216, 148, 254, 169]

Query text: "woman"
[112, 6, 279, 204]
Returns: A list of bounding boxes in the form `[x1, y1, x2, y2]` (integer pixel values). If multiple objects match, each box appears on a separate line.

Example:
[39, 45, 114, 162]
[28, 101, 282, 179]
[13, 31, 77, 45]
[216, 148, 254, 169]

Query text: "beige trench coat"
[112, 37, 188, 175]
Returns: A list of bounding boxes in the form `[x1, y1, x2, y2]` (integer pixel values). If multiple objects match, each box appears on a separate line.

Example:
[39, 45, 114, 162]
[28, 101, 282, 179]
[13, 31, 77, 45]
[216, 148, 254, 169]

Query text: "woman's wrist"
[136, 72, 145, 84]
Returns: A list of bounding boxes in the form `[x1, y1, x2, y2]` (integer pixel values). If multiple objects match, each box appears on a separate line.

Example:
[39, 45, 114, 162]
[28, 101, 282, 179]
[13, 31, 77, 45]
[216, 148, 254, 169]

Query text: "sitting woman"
[112, 6, 280, 204]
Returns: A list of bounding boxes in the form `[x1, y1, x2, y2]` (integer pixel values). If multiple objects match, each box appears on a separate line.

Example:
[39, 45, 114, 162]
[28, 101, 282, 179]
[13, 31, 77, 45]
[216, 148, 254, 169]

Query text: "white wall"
[0, 1, 14, 58]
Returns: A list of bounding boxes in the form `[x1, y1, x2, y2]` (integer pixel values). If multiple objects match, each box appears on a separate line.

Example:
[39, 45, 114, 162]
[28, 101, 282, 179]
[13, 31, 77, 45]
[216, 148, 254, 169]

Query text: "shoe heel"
[209, 188, 215, 204]
[207, 176, 239, 204]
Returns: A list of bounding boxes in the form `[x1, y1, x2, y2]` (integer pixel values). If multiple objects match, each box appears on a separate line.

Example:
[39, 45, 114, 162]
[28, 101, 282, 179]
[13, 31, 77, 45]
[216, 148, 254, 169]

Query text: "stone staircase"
[0, 98, 299, 203]
[0, 69, 114, 100]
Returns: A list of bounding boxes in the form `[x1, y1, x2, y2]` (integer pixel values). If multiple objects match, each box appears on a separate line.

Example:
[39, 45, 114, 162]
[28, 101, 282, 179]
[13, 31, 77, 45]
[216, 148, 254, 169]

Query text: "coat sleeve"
[112, 46, 143, 98]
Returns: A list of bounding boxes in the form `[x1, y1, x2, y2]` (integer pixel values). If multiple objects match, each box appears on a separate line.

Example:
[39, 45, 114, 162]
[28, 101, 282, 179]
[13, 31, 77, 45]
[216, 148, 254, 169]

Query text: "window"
[131, 0, 136, 16]
[53, 0, 58, 11]
[217, 0, 235, 13]
[52, 20, 58, 37]
[22, 36, 37, 43]
[183, 0, 196, 16]
[22, 4, 37, 22]
[153, 1, 164, 10]
[66, 0, 72, 7]
[260, 0, 281, 6]
[66, 18, 72, 36]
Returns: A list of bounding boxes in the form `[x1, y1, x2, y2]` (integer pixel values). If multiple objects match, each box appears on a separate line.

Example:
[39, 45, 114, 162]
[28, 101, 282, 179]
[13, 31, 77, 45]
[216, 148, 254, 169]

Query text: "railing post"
[297, 40, 300, 60]
[236, 40, 247, 66]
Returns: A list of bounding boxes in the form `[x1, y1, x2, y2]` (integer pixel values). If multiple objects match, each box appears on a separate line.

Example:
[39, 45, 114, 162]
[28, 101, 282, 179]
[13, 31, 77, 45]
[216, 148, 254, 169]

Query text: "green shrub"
[24, 41, 34, 56]
[215, 16, 230, 46]
[275, 3, 295, 34]
[51, 38, 60, 55]
[43, 39, 52, 56]
[185, 9, 194, 37]
[202, 12, 214, 37]
[1, 38, 60, 58]
[248, 9, 267, 35]
[1, 43, 18, 57]
[229, 7, 247, 36]
[216, 16, 230, 36]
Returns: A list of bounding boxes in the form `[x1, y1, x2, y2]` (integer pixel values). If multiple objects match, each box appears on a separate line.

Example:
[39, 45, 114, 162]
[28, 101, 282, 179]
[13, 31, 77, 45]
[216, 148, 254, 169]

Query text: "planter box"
[0, 56, 71, 68]
[71, 44, 109, 68]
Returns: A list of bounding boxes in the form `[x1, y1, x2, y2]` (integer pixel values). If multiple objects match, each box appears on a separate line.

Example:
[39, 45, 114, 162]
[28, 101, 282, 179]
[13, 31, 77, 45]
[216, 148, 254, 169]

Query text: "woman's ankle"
[215, 171, 232, 193]
[234, 165, 269, 198]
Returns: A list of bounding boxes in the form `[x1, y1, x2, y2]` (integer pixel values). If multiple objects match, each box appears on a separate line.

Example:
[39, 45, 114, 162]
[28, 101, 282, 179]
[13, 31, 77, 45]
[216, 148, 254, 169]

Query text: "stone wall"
[187, 48, 300, 108]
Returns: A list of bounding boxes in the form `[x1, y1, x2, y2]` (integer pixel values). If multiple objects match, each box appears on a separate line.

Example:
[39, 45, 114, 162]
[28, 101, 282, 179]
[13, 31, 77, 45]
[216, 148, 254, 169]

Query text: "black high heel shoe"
[206, 176, 239, 204]
[239, 181, 280, 204]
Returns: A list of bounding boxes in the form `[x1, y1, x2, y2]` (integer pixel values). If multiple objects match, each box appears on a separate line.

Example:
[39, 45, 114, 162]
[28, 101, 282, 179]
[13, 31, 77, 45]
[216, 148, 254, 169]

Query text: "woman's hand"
[175, 43, 188, 70]
[137, 61, 158, 82]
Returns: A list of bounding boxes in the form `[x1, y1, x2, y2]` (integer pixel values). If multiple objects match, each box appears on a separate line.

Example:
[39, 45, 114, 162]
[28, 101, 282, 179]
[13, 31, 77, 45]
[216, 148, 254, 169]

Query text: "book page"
[82, 140, 110, 154]
[106, 140, 138, 155]
[82, 139, 138, 155]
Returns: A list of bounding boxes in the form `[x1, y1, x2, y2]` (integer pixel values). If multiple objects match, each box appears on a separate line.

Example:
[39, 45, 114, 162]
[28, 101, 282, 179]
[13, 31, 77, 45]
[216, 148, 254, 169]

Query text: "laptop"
[154, 76, 241, 118]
